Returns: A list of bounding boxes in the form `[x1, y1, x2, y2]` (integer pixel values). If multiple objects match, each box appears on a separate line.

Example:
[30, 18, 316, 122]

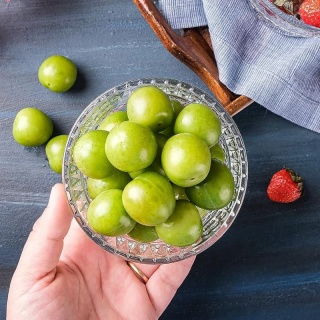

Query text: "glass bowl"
[62, 78, 248, 264]
[247, 0, 320, 37]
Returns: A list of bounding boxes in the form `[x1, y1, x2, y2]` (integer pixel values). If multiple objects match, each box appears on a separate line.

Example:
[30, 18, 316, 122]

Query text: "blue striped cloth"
[159, 0, 320, 133]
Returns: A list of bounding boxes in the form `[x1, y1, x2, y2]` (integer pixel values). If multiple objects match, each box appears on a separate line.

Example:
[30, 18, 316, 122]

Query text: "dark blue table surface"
[1, 1, 320, 319]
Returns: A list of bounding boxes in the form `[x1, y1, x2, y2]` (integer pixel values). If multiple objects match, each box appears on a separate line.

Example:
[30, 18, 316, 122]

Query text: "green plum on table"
[45, 134, 68, 174]
[12, 107, 53, 147]
[38, 55, 77, 93]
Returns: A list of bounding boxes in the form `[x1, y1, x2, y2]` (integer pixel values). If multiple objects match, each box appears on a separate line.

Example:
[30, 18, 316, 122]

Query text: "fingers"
[16, 183, 73, 280]
[147, 256, 196, 316]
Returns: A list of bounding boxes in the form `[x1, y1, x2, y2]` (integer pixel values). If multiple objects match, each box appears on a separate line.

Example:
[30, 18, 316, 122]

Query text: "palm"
[7, 184, 195, 320]
[58, 223, 157, 320]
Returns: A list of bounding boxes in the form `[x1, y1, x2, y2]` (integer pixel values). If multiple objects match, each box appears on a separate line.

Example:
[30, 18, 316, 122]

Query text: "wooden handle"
[225, 95, 253, 116]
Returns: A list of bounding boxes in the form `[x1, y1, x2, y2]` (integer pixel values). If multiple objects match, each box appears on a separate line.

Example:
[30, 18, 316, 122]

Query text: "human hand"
[7, 183, 196, 320]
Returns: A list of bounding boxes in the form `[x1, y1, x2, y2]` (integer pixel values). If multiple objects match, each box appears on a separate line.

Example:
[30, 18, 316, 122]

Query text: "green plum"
[128, 223, 159, 242]
[12, 107, 53, 147]
[128, 132, 168, 178]
[127, 86, 173, 132]
[172, 184, 189, 200]
[87, 189, 136, 236]
[122, 171, 176, 226]
[160, 126, 174, 138]
[174, 103, 221, 148]
[147, 156, 166, 177]
[171, 99, 185, 117]
[160, 99, 184, 137]
[155, 132, 168, 153]
[185, 159, 235, 210]
[128, 169, 146, 179]
[73, 130, 115, 179]
[45, 134, 68, 174]
[105, 121, 157, 172]
[38, 55, 77, 93]
[161, 133, 211, 187]
[86, 170, 132, 199]
[197, 207, 208, 218]
[155, 200, 203, 247]
[210, 143, 225, 162]
[129, 156, 166, 179]
[98, 111, 128, 132]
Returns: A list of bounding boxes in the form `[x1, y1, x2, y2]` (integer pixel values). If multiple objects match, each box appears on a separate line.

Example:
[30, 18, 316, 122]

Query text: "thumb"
[16, 183, 73, 280]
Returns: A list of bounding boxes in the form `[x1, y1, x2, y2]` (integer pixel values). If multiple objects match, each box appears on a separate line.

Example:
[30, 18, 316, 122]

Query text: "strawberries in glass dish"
[269, 0, 320, 28]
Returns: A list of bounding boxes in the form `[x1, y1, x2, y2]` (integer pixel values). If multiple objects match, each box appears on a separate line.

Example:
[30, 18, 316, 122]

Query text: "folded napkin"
[159, 0, 320, 133]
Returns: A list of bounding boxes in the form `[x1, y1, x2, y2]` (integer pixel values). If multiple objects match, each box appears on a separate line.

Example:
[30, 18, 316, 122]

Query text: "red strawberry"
[299, 0, 320, 27]
[267, 168, 304, 203]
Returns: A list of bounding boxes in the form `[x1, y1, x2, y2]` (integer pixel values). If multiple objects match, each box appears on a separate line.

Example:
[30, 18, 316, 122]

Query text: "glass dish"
[62, 78, 248, 264]
[247, 0, 320, 37]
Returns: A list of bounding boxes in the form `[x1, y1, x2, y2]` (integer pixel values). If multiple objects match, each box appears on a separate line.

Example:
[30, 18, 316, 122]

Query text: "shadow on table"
[68, 67, 88, 93]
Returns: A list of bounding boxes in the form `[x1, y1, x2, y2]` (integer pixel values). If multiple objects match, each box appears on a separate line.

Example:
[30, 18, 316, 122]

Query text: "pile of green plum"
[12, 55, 78, 174]
[72, 86, 235, 247]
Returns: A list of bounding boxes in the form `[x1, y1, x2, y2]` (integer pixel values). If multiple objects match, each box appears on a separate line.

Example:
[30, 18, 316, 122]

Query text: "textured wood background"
[1, 1, 320, 319]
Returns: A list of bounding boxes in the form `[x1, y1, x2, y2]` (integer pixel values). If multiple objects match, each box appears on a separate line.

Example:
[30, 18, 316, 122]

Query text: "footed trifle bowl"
[62, 78, 248, 264]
